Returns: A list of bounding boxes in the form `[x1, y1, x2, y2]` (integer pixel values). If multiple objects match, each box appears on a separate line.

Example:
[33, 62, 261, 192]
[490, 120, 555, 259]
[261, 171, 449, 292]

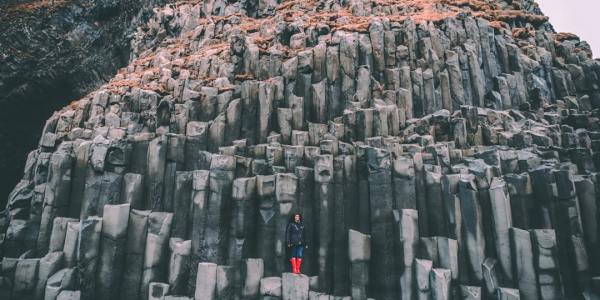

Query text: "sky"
[537, 0, 600, 58]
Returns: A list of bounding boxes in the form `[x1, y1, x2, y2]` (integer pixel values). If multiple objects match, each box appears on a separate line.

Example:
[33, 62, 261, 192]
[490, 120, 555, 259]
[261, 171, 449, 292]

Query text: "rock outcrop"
[0, 0, 167, 207]
[2, 0, 600, 299]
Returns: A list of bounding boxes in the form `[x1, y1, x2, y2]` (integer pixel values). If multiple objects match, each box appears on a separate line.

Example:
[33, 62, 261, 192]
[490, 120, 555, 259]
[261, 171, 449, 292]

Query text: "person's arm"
[302, 224, 307, 248]
[285, 222, 291, 247]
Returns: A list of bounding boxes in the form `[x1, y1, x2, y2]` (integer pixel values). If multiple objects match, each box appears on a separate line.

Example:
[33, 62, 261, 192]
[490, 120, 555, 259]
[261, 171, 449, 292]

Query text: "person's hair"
[290, 213, 303, 222]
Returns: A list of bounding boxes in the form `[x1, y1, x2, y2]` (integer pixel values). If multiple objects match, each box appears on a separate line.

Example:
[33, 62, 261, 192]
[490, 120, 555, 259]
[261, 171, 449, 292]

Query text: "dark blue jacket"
[286, 221, 305, 246]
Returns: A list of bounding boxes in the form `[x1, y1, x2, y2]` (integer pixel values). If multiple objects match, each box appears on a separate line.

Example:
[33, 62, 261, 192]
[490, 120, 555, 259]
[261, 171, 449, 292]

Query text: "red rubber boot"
[290, 258, 297, 274]
[296, 258, 303, 274]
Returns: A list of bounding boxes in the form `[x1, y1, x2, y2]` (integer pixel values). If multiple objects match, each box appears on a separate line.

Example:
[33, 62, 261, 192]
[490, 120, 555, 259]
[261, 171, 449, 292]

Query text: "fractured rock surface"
[2, 0, 600, 299]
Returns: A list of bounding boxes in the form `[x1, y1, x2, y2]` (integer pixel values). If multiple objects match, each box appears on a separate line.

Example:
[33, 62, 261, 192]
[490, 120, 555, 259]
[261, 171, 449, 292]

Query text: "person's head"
[292, 213, 302, 223]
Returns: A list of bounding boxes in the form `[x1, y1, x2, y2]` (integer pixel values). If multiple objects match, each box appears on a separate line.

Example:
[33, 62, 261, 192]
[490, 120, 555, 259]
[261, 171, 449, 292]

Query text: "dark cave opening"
[0, 76, 80, 209]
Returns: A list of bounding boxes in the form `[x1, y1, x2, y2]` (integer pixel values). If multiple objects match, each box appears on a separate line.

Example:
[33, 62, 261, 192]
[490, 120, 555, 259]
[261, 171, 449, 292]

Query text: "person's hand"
[305, 245, 309, 249]
[288, 244, 292, 248]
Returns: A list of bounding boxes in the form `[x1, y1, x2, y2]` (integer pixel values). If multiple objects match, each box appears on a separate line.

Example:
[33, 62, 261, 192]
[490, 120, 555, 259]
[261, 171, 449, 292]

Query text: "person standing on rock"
[286, 213, 307, 274]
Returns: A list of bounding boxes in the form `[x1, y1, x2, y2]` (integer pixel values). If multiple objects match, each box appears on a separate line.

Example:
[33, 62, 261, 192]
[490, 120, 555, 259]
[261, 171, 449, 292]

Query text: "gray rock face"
[282, 273, 309, 300]
[3, 1, 600, 300]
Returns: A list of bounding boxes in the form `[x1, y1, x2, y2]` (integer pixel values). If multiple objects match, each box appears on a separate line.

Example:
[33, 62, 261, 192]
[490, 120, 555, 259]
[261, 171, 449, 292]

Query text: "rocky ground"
[1, 0, 600, 299]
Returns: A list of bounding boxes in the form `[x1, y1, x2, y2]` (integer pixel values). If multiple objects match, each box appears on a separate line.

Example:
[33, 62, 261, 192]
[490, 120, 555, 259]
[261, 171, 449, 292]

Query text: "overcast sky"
[537, 0, 600, 58]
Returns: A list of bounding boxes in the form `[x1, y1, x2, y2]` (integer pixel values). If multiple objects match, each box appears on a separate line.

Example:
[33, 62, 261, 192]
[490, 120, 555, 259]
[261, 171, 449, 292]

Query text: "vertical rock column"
[458, 175, 485, 282]
[171, 171, 193, 239]
[120, 173, 144, 209]
[394, 209, 419, 300]
[531, 229, 563, 299]
[70, 141, 91, 218]
[63, 221, 80, 268]
[275, 173, 298, 274]
[141, 212, 173, 300]
[574, 176, 599, 274]
[554, 170, 589, 296]
[189, 170, 209, 292]
[216, 265, 234, 299]
[314, 155, 334, 292]
[168, 238, 191, 295]
[342, 151, 359, 232]
[349, 229, 371, 300]
[121, 209, 150, 300]
[205, 155, 235, 263]
[256, 175, 277, 276]
[392, 156, 417, 210]
[413, 152, 428, 237]
[164, 134, 186, 213]
[97, 204, 130, 300]
[185, 122, 209, 171]
[529, 166, 557, 229]
[505, 173, 534, 230]
[195, 262, 217, 300]
[441, 174, 467, 283]
[425, 170, 445, 236]
[415, 258, 433, 300]
[228, 176, 257, 293]
[37, 144, 74, 255]
[509, 228, 538, 300]
[48, 217, 78, 253]
[430, 268, 452, 300]
[366, 147, 396, 299]
[356, 146, 371, 233]
[241, 258, 264, 299]
[488, 178, 513, 283]
[332, 155, 349, 295]
[436, 237, 459, 298]
[282, 272, 309, 300]
[12, 258, 40, 299]
[146, 135, 167, 211]
[78, 216, 103, 300]
[296, 167, 316, 276]
[34, 251, 64, 300]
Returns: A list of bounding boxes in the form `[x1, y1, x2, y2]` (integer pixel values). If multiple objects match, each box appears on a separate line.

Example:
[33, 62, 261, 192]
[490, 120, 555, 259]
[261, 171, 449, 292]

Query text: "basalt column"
[256, 174, 277, 276]
[349, 229, 371, 300]
[141, 211, 173, 300]
[366, 147, 396, 299]
[314, 154, 334, 292]
[204, 155, 235, 265]
[458, 174, 485, 283]
[333, 155, 350, 295]
[78, 216, 102, 300]
[37, 143, 74, 256]
[296, 166, 316, 276]
[121, 209, 150, 300]
[554, 170, 589, 297]
[275, 173, 298, 274]
[228, 176, 257, 293]
[532, 229, 563, 299]
[97, 204, 130, 300]
[189, 170, 210, 292]
[394, 209, 419, 300]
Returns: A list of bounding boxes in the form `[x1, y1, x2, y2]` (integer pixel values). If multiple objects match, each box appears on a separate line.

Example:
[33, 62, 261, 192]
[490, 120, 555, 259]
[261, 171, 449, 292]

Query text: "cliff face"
[0, 0, 167, 207]
[1, 0, 600, 299]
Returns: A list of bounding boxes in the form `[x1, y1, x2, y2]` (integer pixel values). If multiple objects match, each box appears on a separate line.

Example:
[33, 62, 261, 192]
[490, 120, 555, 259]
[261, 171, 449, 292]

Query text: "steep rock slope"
[0, 0, 167, 206]
[2, 0, 600, 299]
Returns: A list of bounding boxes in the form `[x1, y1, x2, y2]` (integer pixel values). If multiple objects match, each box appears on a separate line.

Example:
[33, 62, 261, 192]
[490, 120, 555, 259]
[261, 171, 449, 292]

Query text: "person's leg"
[290, 257, 297, 273]
[292, 246, 303, 273]
[296, 246, 304, 274]
[290, 246, 297, 273]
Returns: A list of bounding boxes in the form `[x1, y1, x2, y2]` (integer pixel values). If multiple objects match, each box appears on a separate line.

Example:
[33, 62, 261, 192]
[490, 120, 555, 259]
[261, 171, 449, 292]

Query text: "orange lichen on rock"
[487, 9, 548, 25]
[555, 32, 580, 42]
[513, 27, 534, 39]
